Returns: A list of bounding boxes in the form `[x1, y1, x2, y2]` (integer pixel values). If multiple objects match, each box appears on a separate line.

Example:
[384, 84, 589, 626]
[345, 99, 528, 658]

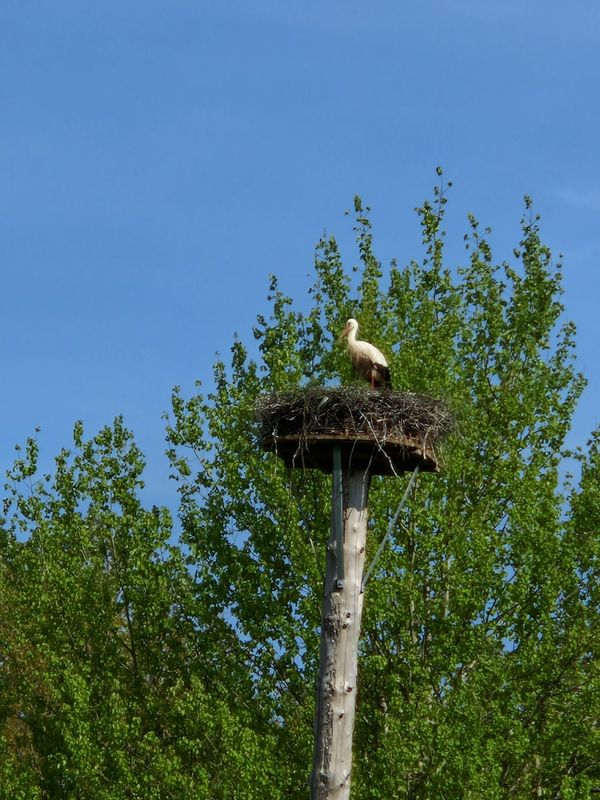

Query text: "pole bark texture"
[311, 468, 369, 800]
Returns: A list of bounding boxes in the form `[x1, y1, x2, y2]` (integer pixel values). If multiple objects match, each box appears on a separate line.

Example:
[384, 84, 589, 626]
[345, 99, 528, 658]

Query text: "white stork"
[339, 318, 392, 389]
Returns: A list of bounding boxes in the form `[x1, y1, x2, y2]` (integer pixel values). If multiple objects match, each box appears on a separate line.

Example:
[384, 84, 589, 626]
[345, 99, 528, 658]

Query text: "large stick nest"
[256, 387, 453, 476]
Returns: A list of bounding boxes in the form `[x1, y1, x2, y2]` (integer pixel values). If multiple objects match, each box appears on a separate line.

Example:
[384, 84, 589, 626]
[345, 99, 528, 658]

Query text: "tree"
[1, 420, 281, 799]
[166, 182, 598, 798]
[1, 177, 598, 798]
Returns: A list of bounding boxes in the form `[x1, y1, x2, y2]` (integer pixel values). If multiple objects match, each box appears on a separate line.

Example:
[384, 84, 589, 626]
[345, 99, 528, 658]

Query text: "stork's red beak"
[337, 325, 349, 343]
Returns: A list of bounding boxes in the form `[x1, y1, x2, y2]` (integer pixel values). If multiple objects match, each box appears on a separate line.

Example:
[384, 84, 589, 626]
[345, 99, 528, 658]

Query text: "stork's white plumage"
[339, 318, 392, 389]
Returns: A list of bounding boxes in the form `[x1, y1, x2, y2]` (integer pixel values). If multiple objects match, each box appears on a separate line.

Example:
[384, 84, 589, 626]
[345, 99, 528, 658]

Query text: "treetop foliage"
[1, 177, 598, 798]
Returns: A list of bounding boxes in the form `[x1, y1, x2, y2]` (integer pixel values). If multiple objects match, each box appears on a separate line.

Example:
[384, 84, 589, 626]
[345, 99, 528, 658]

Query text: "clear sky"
[2, 1, 599, 506]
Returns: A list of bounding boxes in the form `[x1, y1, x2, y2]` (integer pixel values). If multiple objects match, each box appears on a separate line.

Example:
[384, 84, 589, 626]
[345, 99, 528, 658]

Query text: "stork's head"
[338, 318, 359, 342]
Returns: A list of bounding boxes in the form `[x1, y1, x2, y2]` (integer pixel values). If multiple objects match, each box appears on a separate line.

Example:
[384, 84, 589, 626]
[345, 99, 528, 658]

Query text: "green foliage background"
[1, 181, 598, 798]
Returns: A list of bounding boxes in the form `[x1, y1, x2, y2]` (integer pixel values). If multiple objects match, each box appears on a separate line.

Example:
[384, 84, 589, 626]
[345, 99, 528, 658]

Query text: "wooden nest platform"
[256, 387, 453, 476]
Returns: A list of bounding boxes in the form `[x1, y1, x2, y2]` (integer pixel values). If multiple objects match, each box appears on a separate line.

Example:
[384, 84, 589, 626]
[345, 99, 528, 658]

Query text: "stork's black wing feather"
[374, 363, 392, 389]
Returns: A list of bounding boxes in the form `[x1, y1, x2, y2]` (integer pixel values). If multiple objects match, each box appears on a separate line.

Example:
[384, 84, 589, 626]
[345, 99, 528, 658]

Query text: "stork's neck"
[347, 326, 358, 345]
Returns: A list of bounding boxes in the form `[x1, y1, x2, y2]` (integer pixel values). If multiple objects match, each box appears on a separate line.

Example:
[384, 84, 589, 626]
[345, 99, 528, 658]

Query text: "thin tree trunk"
[311, 468, 369, 800]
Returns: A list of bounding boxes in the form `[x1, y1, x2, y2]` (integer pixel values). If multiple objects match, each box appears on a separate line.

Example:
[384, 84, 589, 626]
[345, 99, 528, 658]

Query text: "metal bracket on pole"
[332, 445, 344, 590]
[361, 463, 420, 592]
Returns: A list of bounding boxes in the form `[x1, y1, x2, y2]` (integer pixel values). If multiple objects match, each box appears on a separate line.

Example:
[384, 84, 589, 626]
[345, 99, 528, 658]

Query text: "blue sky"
[2, 1, 599, 506]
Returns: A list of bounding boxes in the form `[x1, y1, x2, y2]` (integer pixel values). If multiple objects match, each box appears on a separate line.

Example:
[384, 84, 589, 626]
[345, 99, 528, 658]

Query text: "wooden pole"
[311, 463, 370, 800]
